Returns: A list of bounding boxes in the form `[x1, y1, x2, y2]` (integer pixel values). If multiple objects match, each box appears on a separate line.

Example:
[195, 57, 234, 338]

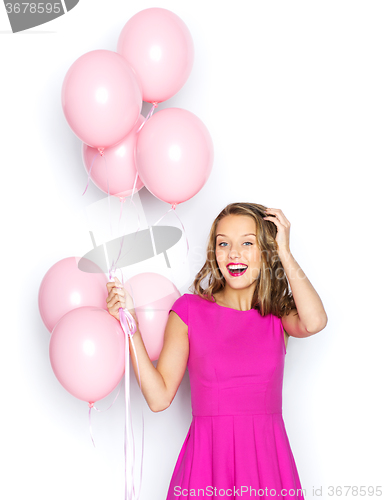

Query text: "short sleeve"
[169, 294, 189, 326]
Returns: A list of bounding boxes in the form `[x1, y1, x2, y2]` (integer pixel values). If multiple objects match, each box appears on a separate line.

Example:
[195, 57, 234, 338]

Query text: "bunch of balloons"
[62, 7, 214, 204]
[41, 8, 215, 498]
[43, 7, 215, 406]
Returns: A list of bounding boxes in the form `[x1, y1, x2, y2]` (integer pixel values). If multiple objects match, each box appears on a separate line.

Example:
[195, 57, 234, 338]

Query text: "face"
[215, 215, 262, 289]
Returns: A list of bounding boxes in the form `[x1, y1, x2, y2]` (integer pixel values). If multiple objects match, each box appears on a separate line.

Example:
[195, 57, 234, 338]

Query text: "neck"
[219, 284, 257, 311]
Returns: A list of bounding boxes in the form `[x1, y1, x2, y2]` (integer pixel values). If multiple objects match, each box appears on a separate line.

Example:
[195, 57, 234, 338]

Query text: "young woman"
[106, 202, 327, 500]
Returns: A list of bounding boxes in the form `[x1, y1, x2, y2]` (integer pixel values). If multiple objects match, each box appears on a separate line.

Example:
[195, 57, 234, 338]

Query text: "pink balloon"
[38, 257, 108, 333]
[117, 8, 194, 103]
[82, 115, 146, 199]
[62, 49, 142, 149]
[124, 273, 180, 361]
[135, 108, 214, 205]
[50, 307, 125, 403]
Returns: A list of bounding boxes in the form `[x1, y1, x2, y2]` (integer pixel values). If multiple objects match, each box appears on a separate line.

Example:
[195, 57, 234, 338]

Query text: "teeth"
[228, 264, 247, 270]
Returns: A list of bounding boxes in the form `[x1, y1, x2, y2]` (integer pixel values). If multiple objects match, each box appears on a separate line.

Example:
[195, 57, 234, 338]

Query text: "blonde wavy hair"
[188, 202, 298, 318]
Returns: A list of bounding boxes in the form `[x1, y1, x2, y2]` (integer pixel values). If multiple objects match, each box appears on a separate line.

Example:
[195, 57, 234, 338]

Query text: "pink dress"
[166, 293, 304, 499]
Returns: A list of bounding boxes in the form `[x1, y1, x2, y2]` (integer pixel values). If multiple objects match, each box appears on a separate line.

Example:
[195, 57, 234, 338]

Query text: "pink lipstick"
[226, 263, 248, 277]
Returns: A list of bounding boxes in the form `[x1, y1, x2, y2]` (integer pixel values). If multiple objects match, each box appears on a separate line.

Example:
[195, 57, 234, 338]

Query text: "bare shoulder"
[160, 311, 189, 363]
[167, 310, 188, 336]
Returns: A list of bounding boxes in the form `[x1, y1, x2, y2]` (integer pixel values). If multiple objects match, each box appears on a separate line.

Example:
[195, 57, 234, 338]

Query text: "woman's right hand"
[106, 277, 137, 323]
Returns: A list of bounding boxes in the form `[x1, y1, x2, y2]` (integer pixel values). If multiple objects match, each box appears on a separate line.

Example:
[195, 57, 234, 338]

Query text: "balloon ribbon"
[88, 274, 144, 500]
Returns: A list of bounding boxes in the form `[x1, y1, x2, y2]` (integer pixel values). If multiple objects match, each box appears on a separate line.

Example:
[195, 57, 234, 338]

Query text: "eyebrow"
[216, 233, 256, 238]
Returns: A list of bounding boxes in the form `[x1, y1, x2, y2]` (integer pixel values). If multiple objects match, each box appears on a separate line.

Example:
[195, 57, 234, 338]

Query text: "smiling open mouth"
[227, 265, 248, 277]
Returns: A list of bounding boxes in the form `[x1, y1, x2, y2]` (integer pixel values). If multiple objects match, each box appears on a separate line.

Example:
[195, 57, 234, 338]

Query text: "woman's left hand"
[263, 208, 291, 257]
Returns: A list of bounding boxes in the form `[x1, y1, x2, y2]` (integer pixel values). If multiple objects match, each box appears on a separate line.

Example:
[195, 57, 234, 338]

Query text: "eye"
[218, 242, 253, 247]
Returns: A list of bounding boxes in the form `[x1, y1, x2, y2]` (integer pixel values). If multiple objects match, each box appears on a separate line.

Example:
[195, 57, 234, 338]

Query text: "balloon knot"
[152, 102, 158, 108]
[88, 402, 94, 408]
[171, 203, 177, 210]
[98, 148, 104, 157]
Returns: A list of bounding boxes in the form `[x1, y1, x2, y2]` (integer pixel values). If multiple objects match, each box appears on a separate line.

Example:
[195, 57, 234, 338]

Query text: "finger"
[109, 289, 125, 306]
[265, 208, 290, 226]
[106, 286, 119, 300]
[264, 208, 279, 220]
[112, 300, 123, 311]
[106, 283, 123, 297]
[111, 290, 125, 305]
[107, 293, 122, 307]
[106, 294, 117, 307]
[107, 289, 118, 303]
[106, 283, 122, 294]
[110, 304, 122, 318]
[111, 300, 124, 313]
[264, 208, 281, 219]
[264, 211, 288, 227]
[114, 276, 123, 287]
[263, 215, 284, 229]
[114, 289, 126, 304]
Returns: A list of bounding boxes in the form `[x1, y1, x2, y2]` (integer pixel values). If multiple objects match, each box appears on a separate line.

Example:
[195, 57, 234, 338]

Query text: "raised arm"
[279, 250, 328, 337]
[106, 278, 189, 412]
[263, 207, 328, 338]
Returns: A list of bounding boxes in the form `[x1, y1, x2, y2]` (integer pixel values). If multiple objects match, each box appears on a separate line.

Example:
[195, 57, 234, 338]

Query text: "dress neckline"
[211, 294, 255, 313]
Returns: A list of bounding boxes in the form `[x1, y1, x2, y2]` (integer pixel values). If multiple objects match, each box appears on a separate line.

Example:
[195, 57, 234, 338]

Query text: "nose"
[229, 246, 241, 259]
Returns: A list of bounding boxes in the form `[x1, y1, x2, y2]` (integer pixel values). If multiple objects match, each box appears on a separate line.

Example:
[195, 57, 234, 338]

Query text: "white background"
[1, 1, 383, 499]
